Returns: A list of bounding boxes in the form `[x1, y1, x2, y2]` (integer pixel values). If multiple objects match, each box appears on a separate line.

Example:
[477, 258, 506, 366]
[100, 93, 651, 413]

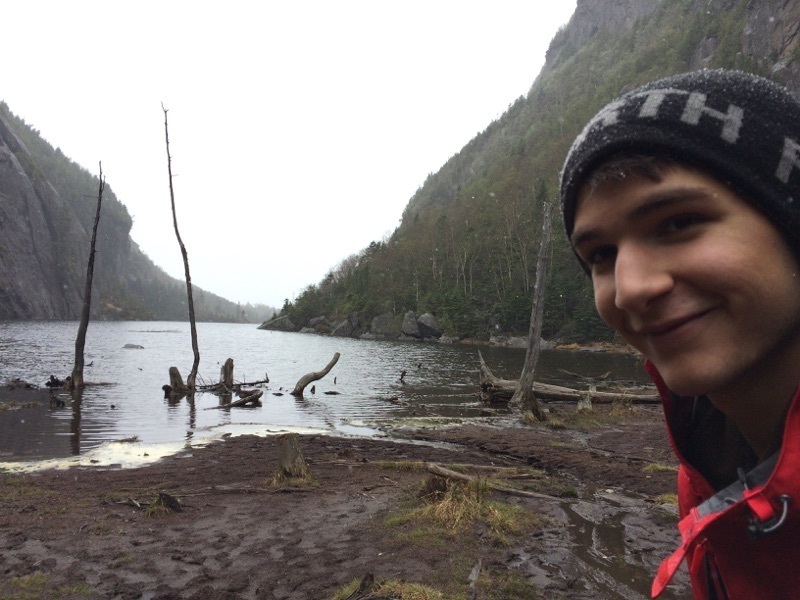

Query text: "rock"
[331, 319, 355, 337]
[299, 327, 315, 334]
[401, 311, 422, 338]
[123, 343, 144, 349]
[258, 316, 296, 331]
[417, 313, 442, 339]
[370, 312, 398, 337]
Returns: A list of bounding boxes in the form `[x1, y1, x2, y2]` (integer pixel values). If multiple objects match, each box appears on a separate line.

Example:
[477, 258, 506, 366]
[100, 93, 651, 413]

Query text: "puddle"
[563, 487, 686, 599]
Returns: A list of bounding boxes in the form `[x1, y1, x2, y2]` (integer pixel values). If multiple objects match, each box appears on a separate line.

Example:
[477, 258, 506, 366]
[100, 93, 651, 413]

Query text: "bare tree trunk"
[163, 105, 200, 391]
[510, 199, 553, 420]
[291, 352, 340, 396]
[70, 163, 104, 391]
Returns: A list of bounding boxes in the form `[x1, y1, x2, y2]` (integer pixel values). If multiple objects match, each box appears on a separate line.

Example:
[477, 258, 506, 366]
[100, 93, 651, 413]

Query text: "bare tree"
[510, 197, 554, 420]
[163, 105, 200, 391]
[70, 163, 104, 391]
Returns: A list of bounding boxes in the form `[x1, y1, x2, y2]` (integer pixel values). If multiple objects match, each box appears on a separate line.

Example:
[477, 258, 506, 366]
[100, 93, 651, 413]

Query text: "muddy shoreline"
[0, 385, 688, 599]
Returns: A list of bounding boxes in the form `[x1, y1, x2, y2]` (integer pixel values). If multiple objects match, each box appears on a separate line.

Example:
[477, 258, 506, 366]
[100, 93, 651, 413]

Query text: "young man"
[560, 69, 800, 599]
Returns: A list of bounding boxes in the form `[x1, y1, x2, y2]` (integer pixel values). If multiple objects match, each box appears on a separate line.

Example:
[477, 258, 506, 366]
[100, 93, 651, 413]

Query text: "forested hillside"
[0, 102, 274, 322]
[279, 0, 800, 342]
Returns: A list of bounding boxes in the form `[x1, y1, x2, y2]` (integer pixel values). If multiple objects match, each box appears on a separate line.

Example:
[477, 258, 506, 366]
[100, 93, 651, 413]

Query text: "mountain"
[278, 0, 800, 343]
[0, 102, 274, 323]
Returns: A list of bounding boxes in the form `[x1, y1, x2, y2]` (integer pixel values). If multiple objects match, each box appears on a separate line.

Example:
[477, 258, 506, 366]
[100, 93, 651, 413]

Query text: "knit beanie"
[560, 69, 800, 257]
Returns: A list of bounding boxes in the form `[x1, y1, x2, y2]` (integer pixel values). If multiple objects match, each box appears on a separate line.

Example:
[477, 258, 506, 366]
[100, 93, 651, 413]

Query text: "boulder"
[258, 315, 296, 331]
[400, 311, 422, 338]
[309, 316, 330, 328]
[370, 312, 398, 337]
[417, 313, 442, 339]
[331, 319, 355, 337]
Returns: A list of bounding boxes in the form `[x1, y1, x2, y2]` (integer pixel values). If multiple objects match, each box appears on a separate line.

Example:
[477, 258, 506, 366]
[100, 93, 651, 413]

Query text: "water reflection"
[0, 321, 649, 463]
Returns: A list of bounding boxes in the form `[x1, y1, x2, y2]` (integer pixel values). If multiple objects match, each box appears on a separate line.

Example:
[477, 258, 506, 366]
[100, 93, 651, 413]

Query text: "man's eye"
[663, 214, 706, 233]
[586, 246, 616, 266]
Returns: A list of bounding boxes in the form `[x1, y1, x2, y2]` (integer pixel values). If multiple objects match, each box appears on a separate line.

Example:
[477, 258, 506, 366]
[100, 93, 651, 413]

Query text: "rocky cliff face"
[0, 117, 93, 318]
[547, 0, 800, 92]
[732, 0, 800, 92]
[0, 104, 265, 322]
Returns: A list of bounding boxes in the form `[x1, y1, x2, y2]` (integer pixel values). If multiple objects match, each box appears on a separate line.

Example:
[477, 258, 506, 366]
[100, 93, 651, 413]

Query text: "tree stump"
[272, 433, 312, 484]
[577, 385, 595, 412]
[168, 367, 188, 393]
[220, 358, 234, 388]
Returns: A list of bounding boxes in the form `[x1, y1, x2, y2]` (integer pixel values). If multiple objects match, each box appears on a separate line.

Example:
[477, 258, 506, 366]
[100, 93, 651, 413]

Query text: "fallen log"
[291, 352, 340, 396]
[426, 463, 564, 502]
[229, 389, 263, 407]
[478, 351, 658, 405]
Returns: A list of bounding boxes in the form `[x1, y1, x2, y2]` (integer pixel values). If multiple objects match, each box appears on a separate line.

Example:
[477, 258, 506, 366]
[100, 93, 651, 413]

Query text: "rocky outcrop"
[308, 316, 332, 334]
[331, 316, 356, 337]
[258, 315, 296, 331]
[370, 313, 399, 337]
[417, 313, 442, 339]
[544, 0, 661, 71]
[400, 311, 422, 338]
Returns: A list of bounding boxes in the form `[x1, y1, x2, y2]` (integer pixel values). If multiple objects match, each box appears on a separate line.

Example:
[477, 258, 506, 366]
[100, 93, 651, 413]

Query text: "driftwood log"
[226, 389, 263, 408]
[478, 351, 659, 405]
[291, 352, 340, 396]
[426, 463, 563, 501]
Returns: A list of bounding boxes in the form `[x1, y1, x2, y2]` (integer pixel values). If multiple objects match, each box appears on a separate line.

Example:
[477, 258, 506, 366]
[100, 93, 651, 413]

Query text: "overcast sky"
[3, 1, 576, 309]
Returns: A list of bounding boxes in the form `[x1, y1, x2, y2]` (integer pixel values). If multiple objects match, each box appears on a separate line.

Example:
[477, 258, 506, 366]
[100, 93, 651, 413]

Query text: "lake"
[0, 321, 648, 469]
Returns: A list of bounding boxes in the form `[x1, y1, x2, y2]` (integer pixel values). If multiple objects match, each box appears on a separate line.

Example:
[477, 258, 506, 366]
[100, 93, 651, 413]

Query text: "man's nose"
[614, 245, 672, 313]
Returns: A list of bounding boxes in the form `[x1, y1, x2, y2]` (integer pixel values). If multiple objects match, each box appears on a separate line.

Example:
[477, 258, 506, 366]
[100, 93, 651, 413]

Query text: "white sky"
[2, 1, 576, 309]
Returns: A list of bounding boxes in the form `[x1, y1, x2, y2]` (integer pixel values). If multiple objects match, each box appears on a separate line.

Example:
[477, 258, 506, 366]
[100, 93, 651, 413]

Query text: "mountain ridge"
[0, 102, 274, 323]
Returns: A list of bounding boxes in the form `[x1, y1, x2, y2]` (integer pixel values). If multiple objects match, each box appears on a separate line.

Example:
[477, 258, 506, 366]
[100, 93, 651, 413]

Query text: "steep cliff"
[281, 0, 800, 341]
[0, 102, 271, 322]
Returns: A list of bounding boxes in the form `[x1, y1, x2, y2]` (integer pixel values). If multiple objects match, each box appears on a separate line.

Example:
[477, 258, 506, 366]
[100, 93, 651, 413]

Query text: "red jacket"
[647, 361, 800, 599]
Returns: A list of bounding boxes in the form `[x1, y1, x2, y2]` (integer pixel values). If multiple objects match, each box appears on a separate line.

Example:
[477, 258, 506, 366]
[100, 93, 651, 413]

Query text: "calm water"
[0, 321, 648, 466]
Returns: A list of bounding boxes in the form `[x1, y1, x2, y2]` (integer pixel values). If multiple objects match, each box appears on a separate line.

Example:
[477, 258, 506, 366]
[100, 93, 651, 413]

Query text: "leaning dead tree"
[70, 162, 105, 391]
[510, 198, 554, 420]
[163, 105, 200, 392]
[291, 352, 340, 396]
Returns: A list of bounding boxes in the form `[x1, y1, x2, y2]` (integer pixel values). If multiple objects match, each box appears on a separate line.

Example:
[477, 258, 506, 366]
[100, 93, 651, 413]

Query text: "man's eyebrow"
[571, 186, 712, 249]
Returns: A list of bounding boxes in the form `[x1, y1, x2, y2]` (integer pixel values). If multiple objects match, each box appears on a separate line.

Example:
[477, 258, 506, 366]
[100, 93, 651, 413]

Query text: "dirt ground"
[0, 387, 689, 600]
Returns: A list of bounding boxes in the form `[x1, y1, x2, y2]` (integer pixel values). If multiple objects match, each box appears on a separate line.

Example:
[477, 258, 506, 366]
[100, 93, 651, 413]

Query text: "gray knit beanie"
[560, 69, 800, 256]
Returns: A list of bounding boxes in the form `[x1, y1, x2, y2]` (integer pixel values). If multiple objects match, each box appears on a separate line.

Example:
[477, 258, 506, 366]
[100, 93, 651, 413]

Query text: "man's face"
[571, 166, 800, 403]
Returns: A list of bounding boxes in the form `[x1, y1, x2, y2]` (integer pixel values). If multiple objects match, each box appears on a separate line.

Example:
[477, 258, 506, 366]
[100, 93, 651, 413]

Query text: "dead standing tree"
[509, 198, 554, 421]
[163, 105, 200, 392]
[70, 163, 105, 392]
